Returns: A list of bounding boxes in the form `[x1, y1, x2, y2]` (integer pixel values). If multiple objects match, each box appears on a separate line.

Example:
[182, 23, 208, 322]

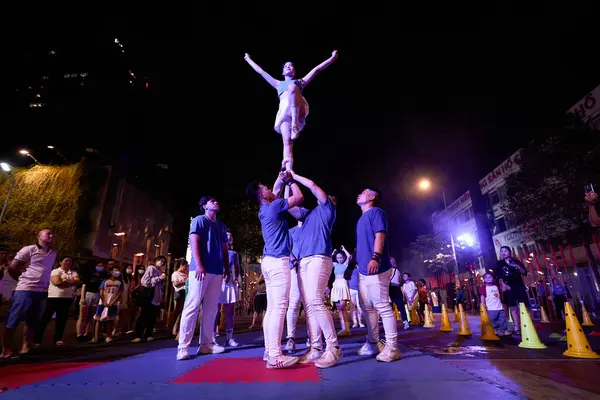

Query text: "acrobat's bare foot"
[281, 158, 293, 172]
[291, 124, 300, 141]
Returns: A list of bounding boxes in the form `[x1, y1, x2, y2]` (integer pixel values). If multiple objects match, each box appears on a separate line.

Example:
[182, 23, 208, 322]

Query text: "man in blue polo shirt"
[177, 196, 230, 361]
[246, 171, 304, 369]
[355, 187, 401, 362]
[288, 170, 342, 369]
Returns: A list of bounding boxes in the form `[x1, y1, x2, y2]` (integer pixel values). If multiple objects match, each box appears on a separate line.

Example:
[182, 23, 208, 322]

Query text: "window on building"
[489, 190, 500, 206]
[493, 217, 507, 235]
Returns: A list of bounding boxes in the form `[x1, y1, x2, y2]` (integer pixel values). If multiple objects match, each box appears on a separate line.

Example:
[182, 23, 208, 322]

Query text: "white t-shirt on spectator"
[14, 244, 57, 292]
[48, 268, 79, 298]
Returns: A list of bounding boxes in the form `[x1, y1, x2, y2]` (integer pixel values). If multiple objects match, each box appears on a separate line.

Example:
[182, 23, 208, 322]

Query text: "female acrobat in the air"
[244, 50, 338, 171]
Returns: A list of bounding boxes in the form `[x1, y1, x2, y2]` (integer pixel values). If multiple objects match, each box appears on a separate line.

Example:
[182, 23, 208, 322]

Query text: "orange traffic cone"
[457, 304, 472, 336]
[454, 305, 460, 322]
[563, 302, 600, 358]
[518, 302, 546, 349]
[423, 304, 434, 328]
[582, 304, 595, 327]
[479, 303, 500, 341]
[539, 306, 550, 323]
[410, 304, 420, 326]
[440, 304, 454, 332]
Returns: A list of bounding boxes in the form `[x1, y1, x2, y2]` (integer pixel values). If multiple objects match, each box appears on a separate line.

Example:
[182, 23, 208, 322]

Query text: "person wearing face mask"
[113, 265, 134, 336]
[76, 260, 110, 341]
[132, 256, 167, 343]
[91, 265, 123, 343]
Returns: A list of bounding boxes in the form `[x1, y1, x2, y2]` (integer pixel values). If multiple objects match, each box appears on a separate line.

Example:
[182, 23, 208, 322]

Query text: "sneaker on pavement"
[359, 323, 366, 328]
[130, 338, 142, 343]
[352, 323, 358, 328]
[263, 350, 269, 361]
[314, 347, 343, 369]
[146, 337, 154, 342]
[105, 337, 113, 344]
[266, 355, 299, 369]
[227, 338, 240, 347]
[305, 338, 310, 347]
[285, 337, 296, 352]
[403, 320, 410, 330]
[298, 347, 323, 364]
[198, 343, 225, 355]
[376, 346, 402, 362]
[337, 329, 351, 337]
[177, 348, 191, 361]
[357, 340, 385, 356]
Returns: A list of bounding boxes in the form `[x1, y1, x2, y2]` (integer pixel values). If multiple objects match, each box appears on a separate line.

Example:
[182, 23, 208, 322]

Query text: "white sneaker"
[198, 343, 225, 355]
[403, 320, 410, 330]
[227, 338, 240, 347]
[314, 347, 342, 369]
[376, 345, 402, 362]
[298, 347, 323, 364]
[359, 323, 366, 328]
[285, 338, 296, 352]
[305, 338, 310, 347]
[357, 341, 385, 356]
[263, 350, 269, 361]
[266, 355, 299, 369]
[177, 348, 191, 361]
[352, 323, 358, 328]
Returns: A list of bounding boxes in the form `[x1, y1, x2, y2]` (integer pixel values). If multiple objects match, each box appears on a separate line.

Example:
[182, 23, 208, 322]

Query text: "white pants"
[262, 256, 291, 357]
[286, 267, 302, 339]
[178, 271, 222, 349]
[298, 255, 337, 351]
[350, 288, 363, 325]
[359, 269, 397, 348]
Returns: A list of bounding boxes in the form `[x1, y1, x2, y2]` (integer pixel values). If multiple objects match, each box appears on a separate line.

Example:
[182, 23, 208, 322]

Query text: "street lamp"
[418, 178, 460, 286]
[0, 162, 15, 224]
[114, 232, 126, 266]
[18, 149, 40, 165]
[47, 145, 67, 162]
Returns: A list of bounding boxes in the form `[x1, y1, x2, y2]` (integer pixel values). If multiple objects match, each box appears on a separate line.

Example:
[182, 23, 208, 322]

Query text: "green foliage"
[0, 163, 83, 255]
[503, 121, 600, 239]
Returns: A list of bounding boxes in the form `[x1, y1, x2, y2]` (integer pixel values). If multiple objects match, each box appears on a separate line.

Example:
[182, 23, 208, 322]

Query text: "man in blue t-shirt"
[246, 171, 304, 369]
[287, 170, 342, 369]
[355, 187, 401, 363]
[177, 196, 230, 361]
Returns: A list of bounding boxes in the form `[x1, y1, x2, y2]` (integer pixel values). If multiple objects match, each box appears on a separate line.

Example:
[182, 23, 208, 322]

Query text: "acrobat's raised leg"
[287, 84, 303, 140]
[280, 121, 294, 171]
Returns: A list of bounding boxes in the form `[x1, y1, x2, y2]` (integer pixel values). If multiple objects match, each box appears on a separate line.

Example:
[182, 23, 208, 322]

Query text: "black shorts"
[503, 287, 529, 308]
[254, 293, 267, 313]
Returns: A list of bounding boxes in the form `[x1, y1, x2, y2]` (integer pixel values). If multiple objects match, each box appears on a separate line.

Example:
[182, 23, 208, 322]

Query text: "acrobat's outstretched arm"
[289, 170, 328, 205]
[244, 53, 279, 89]
[300, 50, 338, 87]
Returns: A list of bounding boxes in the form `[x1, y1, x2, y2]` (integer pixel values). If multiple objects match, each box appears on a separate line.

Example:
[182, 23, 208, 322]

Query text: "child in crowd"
[92, 265, 123, 343]
[479, 273, 509, 336]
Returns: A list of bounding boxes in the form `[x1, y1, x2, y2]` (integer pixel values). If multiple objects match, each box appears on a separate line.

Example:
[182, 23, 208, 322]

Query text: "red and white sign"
[432, 191, 471, 226]
[479, 149, 522, 195]
[568, 83, 600, 123]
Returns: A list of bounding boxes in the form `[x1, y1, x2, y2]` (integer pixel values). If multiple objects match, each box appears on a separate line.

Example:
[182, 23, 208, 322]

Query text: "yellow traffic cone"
[393, 304, 400, 321]
[539, 306, 550, 323]
[582, 304, 595, 327]
[410, 304, 420, 326]
[454, 305, 460, 322]
[563, 302, 600, 358]
[423, 304, 434, 328]
[440, 304, 454, 332]
[518, 302, 546, 349]
[479, 303, 500, 341]
[457, 304, 472, 336]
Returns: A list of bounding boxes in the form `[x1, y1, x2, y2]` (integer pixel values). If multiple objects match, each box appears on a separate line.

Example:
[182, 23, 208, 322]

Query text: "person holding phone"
[493, 246, 528, 335]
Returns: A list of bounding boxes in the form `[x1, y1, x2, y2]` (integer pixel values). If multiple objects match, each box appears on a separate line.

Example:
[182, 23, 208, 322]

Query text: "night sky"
[1, 7, 599, 258]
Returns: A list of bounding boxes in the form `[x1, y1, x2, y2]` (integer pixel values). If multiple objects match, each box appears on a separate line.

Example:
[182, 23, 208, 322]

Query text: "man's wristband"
[371, 252, 381, 262]
[286, 179, 296, 187]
